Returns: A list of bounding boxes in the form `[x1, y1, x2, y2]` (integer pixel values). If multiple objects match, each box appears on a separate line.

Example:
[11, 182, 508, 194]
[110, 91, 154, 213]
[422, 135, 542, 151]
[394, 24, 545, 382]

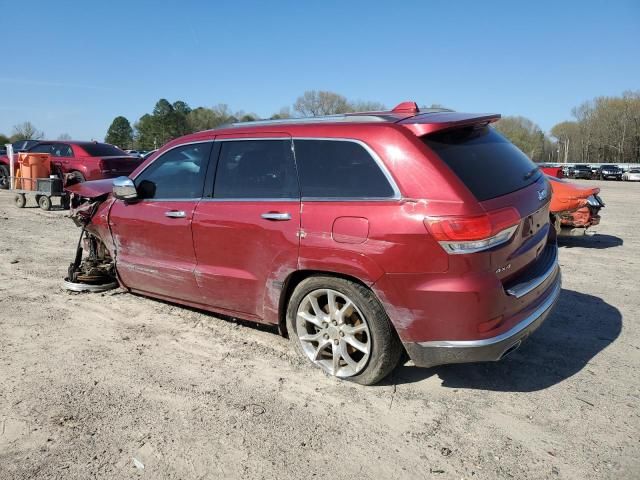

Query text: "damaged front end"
[547, 176, 605, 236]
[64, 180, 119, 292]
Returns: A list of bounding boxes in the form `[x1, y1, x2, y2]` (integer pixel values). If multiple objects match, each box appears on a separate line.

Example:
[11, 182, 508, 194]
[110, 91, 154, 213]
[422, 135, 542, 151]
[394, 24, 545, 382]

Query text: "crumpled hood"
[547, 175, 600, 213]
[66, 178, 114, 199]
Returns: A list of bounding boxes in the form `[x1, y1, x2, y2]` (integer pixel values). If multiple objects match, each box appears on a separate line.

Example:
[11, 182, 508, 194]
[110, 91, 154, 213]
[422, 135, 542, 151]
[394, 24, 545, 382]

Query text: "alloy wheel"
[295, 288, 371, 378]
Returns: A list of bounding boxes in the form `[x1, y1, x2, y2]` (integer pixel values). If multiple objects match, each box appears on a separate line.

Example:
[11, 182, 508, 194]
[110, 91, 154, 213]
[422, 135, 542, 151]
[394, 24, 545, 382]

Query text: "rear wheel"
[286, 276, 402, 385]
[0, 165, 9, 190]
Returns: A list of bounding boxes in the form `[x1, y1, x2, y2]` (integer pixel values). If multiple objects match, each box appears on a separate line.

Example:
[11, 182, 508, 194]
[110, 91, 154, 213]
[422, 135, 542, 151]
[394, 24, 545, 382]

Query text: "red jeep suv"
[66, 102, 561, 385]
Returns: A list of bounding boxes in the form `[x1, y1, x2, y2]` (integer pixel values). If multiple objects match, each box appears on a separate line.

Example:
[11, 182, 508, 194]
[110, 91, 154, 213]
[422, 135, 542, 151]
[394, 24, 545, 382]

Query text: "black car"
[597, 165, 623, 180]
[570, 165, 593, 179]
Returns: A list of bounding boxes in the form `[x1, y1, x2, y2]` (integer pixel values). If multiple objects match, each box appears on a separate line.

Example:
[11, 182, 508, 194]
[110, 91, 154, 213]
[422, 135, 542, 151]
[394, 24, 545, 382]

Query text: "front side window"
[135, 142, 212, 199]
[293, 139, 395, 199]
[213, 140, 298, 199]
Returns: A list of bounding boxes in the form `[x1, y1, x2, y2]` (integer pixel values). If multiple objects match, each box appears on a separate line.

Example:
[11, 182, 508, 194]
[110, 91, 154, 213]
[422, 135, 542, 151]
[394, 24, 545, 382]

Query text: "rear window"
[80, 143, 127, 157]
[422, 126, 541, 201]
[294, 139, 395, 198]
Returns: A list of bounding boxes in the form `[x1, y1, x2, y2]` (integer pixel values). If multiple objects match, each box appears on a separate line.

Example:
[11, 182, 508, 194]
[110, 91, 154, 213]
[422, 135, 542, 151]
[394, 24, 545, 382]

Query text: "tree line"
[5, 90, 639, 164]
[104, 91, 387, 150]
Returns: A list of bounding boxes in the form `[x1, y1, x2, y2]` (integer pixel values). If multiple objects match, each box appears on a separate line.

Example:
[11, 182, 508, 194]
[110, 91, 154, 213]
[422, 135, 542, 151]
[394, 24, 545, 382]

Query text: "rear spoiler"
[397, 112, 501, 136]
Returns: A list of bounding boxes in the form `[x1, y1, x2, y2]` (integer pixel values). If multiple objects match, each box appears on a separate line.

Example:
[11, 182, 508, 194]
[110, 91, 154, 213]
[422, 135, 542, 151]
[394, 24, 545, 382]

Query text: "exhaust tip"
[500, 340, 522, 360]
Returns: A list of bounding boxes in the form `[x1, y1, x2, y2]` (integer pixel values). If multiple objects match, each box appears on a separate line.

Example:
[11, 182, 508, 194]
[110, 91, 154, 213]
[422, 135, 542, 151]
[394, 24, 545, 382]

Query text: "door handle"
[261, 212, 291, 221]
[165, 210, 186, 218]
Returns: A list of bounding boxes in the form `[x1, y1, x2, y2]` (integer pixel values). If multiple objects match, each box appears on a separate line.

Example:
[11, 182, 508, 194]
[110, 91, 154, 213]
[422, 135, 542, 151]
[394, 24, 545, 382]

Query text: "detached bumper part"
[404, 271, 561, 368]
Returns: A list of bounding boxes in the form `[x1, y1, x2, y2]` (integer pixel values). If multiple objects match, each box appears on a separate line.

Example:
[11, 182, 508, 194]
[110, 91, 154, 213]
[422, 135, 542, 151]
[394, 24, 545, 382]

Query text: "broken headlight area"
[69, 193, 104, 227]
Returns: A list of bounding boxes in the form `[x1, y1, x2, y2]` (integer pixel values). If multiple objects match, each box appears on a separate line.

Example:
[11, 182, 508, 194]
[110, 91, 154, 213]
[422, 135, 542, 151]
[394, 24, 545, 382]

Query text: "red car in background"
[547, 176, 604, 235]
[66, 103, 561, 385]
[0, 141, 143, 189]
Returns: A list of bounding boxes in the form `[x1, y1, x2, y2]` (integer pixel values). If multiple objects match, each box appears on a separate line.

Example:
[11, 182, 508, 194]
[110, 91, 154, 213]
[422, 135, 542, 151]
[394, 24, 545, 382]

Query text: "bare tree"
[11, 122, 44, 141]
[57, 133, 72, 141]
[348, 100, 386, 112]
[294, 90, 350, 116]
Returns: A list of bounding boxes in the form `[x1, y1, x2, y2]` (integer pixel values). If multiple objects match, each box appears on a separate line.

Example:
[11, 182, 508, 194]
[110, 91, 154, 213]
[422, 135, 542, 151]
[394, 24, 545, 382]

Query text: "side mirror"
[113, 176, 138, 200]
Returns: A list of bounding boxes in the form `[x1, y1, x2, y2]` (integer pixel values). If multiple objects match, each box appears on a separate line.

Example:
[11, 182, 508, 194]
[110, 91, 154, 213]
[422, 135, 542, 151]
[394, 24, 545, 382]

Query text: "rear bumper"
[403, 270, 561, 368]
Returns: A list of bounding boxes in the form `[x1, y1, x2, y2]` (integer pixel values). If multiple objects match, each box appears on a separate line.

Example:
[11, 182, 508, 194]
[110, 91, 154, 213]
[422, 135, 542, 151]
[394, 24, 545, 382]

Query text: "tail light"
[424, 207, 520, 254]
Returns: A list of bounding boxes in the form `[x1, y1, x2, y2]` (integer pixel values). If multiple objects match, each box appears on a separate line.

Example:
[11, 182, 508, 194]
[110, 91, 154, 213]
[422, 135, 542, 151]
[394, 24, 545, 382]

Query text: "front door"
[191, 136, 300, 320]
[109, 141, 213, 303]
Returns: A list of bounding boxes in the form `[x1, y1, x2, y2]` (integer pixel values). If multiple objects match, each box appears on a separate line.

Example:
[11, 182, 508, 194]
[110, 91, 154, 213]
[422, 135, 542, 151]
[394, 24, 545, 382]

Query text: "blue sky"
[1, 0, 638, 141]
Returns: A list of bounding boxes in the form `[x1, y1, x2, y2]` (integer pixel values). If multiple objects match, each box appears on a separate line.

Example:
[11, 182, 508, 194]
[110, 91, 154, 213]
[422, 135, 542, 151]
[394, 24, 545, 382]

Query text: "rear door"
[191, 135, 300, 320]
[109, 141, 213, 302]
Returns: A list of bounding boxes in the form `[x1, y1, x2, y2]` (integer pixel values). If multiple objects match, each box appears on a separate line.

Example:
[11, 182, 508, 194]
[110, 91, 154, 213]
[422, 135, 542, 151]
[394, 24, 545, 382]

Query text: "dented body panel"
[547, 176, 604, 234]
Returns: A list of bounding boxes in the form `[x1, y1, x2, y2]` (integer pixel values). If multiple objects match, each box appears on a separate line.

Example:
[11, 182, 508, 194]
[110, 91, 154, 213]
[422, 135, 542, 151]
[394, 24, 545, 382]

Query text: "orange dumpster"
[15, 153, 51, 190]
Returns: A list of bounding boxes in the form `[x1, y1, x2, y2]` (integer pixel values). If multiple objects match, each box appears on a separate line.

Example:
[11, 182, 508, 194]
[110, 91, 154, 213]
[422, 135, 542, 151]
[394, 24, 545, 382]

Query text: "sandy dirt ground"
[0, 180, 638, 480]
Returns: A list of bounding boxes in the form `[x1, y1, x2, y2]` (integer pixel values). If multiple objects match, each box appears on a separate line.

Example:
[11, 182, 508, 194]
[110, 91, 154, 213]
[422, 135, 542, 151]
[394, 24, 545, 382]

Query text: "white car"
[622, 168, 640, 181]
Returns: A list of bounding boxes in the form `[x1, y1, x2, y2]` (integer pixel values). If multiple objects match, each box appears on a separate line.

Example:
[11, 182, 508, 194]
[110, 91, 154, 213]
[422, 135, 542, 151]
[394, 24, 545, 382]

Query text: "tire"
[38, 195, 52, 211]
[14, 194, 26, 208]
[286, 276, 402, 385]
[0, 165, 10, 190]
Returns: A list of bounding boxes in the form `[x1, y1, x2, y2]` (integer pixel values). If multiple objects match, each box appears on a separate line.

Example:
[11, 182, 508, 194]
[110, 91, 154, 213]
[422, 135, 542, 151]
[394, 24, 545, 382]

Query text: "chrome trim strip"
[199, 198, 299, 202]
[301, 197, 401, 202]
[418, 274, 561, 348]
[506, 247, 559, 299]
[216, 137, 290, 141]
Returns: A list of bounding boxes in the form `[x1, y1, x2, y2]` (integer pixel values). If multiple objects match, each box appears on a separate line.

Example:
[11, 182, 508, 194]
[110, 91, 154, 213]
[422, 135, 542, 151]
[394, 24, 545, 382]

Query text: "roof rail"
[229, 114, 388, 128]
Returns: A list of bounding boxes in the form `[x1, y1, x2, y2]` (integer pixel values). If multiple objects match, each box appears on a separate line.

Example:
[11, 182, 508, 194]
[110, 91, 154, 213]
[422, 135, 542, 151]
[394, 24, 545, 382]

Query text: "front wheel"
[286, 276, 402, 385]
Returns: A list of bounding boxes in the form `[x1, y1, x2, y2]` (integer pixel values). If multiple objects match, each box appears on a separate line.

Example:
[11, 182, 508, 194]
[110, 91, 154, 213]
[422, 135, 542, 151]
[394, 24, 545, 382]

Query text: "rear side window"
[422, 127, 541, 201]
[294, 139, 395, 198]
[214, 140, 298, 199]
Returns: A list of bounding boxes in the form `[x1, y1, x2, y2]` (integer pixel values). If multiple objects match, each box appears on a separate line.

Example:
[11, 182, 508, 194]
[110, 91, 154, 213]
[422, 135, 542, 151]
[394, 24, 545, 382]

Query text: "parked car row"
[540, 162, 639, 181]
[563, 164, 635, 181]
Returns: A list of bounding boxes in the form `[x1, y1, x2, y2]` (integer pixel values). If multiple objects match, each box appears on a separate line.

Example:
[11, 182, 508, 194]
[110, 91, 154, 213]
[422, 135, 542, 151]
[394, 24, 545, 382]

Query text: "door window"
[213, 140, 299, 199]
[135, 142, 212, 199]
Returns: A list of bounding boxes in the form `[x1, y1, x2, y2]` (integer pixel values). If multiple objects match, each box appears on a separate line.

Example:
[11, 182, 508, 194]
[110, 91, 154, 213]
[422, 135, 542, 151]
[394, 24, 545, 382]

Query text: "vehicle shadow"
[559, 234, 623, 249]
[387, 288, 621, 391]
